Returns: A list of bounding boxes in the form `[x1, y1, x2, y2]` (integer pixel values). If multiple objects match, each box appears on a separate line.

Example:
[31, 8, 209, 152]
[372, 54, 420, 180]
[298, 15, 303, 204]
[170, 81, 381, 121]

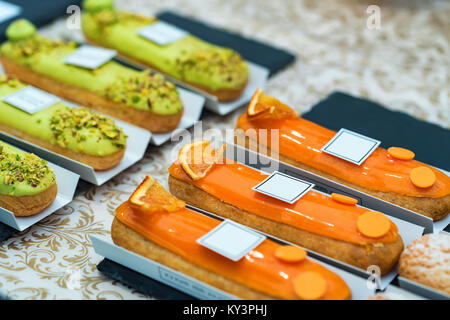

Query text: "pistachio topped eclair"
[0, 76, 127, 170]
[0, 140, 57, 216]
[0, 19, 183, 132]
[81, 0, 249, 102]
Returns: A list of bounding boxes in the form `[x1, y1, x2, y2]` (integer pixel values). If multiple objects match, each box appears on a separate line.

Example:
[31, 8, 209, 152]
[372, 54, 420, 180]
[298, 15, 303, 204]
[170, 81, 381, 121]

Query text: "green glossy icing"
[6, 19, 36, 42]
[81, 4, 249, 92]
[0, 140, 56, 197]
[0, 76, 127, 156]
[0, 20, 182, 115]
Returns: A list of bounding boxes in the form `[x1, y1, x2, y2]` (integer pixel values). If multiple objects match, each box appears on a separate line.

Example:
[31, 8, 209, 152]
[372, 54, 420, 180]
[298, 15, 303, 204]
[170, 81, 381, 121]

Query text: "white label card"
[321, 128, 381, 165]
[197, 220, 266, 262]
[138, 21, 188, 46]
[1, 86, 60, 114]
[63, 45, 116, 69]
[0, 1, 21, 24]
[252, 171, 315, 204]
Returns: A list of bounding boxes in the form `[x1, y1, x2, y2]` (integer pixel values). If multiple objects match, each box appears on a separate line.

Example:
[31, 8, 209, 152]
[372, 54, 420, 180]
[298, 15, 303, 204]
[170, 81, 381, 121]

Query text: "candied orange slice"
[247, 88, 298, 120]
[129, 176, 185, 212]
[179, 140, 226, 181]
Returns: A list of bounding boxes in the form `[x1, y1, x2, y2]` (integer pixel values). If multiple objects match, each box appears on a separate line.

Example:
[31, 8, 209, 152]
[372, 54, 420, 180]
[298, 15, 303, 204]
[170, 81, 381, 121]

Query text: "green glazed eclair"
[0, 140, 57, 216]
[81, 0, 249, 102]
[0, 19, 183, 133]
[0, 76, 127, 170]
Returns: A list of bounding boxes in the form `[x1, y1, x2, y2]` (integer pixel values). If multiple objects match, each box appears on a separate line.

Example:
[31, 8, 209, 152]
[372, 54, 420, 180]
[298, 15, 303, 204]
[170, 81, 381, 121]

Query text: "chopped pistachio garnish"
[104, 70, 182, 113]
[0, 146, 54, 188]
[49, 107, 126, 148]
[7, 78, 19, 87]
[6, 35, 76, 60]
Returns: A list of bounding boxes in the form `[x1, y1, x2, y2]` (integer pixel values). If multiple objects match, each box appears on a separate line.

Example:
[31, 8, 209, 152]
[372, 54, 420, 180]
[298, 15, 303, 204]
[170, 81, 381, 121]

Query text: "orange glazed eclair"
[168, 141, 404, 275]
[235, 89, 450, 221]
[112, 175, 351, 300]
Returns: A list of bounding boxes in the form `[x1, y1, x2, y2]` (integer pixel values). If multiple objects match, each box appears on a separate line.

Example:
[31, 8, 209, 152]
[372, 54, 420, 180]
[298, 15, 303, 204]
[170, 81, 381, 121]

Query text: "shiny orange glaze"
[169, 161, 399, 245]
[237, 114, 450, 198]
[116, 202, 351, 300]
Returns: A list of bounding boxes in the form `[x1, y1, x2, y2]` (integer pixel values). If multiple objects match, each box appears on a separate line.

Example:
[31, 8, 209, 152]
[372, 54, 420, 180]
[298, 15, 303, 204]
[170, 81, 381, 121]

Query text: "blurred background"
[1, 0, 449, 128]
[0, 0, 449, 300]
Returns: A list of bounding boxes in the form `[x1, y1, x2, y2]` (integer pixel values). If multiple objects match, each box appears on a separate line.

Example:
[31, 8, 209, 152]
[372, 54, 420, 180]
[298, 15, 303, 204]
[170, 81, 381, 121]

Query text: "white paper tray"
[92, 235, 237, 300]
[0, 148, 79, 231]
[373, 284, 426, 300]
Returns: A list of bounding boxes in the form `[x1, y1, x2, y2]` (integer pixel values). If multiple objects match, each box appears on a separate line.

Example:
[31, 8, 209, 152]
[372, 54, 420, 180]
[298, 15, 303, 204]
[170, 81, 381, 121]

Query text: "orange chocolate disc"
[331, 193, 358, 205]
[357, 211, 391, 238]
[275, 246, 307, 263]
[294, 271, 327, 300]
[387, 147, 415, 160]
[410, 166, 436, 188]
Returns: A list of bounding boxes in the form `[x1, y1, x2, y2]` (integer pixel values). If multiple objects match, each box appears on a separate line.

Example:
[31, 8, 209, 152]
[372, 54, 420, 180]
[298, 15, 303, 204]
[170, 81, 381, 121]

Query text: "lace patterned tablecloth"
[0, 0, 449, 299]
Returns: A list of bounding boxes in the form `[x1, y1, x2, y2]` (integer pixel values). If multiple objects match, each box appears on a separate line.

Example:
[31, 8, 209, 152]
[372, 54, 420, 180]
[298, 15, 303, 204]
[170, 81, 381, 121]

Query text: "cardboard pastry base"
[150, 88, 205, 146]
